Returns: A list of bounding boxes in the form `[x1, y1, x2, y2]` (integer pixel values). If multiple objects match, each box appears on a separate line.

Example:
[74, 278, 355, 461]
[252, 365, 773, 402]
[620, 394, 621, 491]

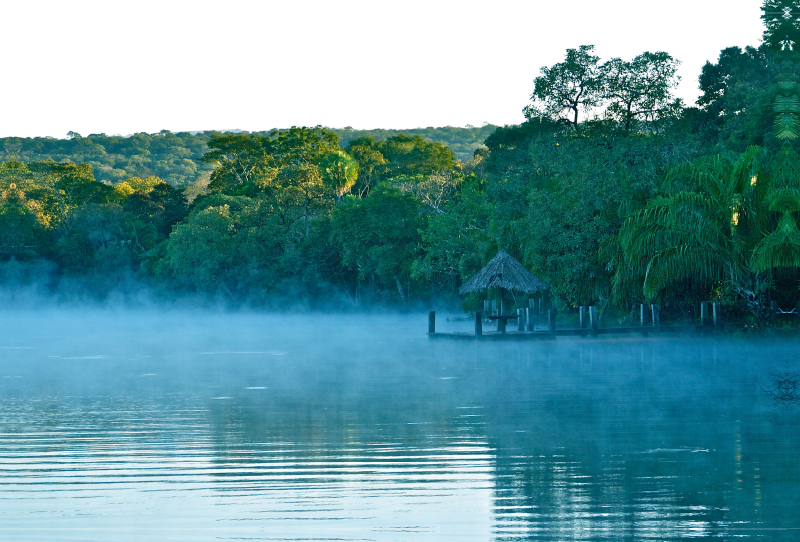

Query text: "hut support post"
[548, 309, 556, 333]
[475, 312, 483, 336]
[517, 309, 525, 331]
[492, 299, 497, 316]
[526, 308, 534, 332]
[580, 306, 588, 329]
[589, 306, 598, 334]
[640, 304, 646, 327]
[713, 303, 721, 326]
[428, 311, 436, 334]
[700, 302, 708, 326]
[651, 304, 660, 329]
[484, 300, 490, 315]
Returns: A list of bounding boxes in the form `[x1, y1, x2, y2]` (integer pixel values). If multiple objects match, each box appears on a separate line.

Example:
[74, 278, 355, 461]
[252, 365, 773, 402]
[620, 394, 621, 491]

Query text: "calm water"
[0, 310, 798, 541]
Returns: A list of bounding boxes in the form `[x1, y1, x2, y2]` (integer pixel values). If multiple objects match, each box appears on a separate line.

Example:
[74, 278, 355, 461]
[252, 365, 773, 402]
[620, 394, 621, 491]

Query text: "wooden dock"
[428, 325, 716, 340]
[427, 310, 728, 340]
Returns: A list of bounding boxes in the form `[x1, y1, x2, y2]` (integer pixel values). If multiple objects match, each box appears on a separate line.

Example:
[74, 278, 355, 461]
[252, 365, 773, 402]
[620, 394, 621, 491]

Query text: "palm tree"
[614, 146, 800, 317]
[320, 151, 359, 202]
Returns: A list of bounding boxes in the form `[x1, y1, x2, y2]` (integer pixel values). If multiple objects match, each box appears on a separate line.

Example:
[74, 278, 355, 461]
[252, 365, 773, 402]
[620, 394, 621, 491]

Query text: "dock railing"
[427, 301, 763, 339]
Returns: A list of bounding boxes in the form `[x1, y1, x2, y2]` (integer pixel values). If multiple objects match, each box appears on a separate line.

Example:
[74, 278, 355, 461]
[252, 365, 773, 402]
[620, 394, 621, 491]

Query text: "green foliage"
[204, 134, 276, 194]
[7, 8, 800, 318]
[694, 46, 779, 150]
[615, 147, 800, 318]
[331, 187, 424, 302]
[413, 178, 494, 291]
[0, 126, 485, 190]
[320, 150, 358, 200]
[602, 51, 682, 133]
[0, 131, 213, 187]
[524, 45, 604, 132]
[335, 125, 498, 162]
[158, 199, 287, 300]
[762, 0, 800, 51]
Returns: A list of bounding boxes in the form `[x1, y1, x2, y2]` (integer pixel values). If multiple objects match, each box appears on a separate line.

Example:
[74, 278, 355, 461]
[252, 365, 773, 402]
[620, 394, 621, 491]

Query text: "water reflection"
[1, 311, 799, 540]
[761, 370, 800, 410]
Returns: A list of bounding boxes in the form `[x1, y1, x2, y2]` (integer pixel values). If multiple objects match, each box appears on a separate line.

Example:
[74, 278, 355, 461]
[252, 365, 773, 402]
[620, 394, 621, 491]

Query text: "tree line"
[0, 126, 497, 192]
[2, 1, 800, 324]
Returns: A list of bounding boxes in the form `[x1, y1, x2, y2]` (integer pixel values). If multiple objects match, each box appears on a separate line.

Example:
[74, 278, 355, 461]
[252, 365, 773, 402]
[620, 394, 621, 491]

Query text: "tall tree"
[524, 45, 604, 133]
[345, 137, 386, 197]
[203, 134, 275, 194]
[602, 52, 681, 133]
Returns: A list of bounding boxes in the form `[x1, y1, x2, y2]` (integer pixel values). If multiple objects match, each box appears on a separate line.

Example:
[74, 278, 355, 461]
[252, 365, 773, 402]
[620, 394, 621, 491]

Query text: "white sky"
[0, 0, 764, 138]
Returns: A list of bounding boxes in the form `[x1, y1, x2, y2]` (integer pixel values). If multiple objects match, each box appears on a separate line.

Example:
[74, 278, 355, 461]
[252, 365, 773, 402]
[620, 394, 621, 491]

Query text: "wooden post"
[428, 311, 436, 334]
[579, 306, 588, 329]
[484, 300, 490, 315]
[713, 303, 721, 326]
[589, 306, 598, 334]
[548, 309, 556, 333]
[700, 302, 708, 326]
[640, 304, 646, 327]
[498, 317, 506, 333]
[651, 304, 660, 329]
[475, 311, 483, 336]
[526, 308, 534, 331]
[517, 308, 525, 331]
[492, 299, 497, 316]
[771, 300, 779, 313]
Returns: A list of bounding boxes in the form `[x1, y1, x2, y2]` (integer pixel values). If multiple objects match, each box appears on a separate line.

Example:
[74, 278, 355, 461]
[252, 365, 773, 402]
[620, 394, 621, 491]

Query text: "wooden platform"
[428, 325, 725, 340]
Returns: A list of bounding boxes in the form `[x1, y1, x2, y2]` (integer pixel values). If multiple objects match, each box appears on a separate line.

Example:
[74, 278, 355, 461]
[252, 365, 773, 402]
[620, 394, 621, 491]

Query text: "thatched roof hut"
[459, 249, 548, 295]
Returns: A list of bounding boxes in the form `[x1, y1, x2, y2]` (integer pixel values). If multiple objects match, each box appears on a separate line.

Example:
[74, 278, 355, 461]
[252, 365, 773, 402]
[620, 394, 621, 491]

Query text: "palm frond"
[766, 186, 800, 212]
[751, 211, 800, 272]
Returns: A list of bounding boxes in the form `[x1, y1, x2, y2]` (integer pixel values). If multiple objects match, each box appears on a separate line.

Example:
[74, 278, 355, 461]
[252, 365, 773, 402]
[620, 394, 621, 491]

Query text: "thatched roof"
[459, 249, 548, 295]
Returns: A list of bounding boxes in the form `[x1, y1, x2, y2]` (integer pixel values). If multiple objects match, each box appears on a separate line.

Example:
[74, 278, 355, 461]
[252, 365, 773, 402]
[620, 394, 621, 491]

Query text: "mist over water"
[1, 309, 799, 541]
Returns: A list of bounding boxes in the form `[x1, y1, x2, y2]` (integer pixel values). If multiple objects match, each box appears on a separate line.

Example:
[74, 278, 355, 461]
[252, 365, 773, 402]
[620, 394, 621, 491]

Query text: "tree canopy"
[4, 2, 800, 323]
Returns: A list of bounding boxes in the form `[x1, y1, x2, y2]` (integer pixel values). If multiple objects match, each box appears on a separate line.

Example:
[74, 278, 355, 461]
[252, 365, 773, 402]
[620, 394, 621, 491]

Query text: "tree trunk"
[395, 275, 406, 300]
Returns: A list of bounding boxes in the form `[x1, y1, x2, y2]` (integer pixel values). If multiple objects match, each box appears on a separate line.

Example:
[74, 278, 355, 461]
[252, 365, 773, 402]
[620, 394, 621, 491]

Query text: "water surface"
[1, 310, 798, 540]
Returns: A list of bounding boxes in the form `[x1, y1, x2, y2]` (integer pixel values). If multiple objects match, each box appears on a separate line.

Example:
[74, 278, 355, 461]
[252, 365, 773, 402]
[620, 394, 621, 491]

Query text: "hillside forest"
[3, 1, 800, 325]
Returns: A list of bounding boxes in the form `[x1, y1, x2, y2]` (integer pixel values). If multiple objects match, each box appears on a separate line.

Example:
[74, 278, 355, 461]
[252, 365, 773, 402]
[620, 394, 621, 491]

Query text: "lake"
[1, 309, 798, 541]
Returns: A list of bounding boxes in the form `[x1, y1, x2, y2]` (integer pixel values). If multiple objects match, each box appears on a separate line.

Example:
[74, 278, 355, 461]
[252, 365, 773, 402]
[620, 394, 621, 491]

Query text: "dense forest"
[0, 126, 497, 193]
[3, 1, 800, 325]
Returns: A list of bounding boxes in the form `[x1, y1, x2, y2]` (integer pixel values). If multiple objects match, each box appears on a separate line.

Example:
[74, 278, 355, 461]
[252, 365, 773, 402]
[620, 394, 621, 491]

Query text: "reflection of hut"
[459, 249, 548, 314]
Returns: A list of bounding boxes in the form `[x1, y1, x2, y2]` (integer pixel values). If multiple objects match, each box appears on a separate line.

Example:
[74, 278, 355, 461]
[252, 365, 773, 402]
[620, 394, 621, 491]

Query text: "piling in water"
[475, 311, 483, 336]
[428, 311, 436, 334]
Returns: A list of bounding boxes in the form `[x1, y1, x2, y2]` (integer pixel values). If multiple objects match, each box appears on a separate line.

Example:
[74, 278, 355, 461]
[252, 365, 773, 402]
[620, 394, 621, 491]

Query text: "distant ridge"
[0, 125, 500, 187]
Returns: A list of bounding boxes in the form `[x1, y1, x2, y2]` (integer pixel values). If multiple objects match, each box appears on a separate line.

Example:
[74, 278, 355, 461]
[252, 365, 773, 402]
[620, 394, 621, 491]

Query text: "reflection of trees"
[761, 370, 800, 409]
